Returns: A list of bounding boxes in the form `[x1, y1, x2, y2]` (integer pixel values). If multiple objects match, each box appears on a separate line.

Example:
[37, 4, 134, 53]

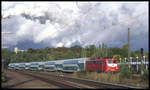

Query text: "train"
[8, 57, 119, 72]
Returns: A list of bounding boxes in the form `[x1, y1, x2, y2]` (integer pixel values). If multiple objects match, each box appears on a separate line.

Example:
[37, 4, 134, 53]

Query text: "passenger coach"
[38, 62, 45, 70]
[8, 63, 15, 70]
[62, 58, 88, 72]
[19, 63, 26, 70]
[44, 61, 56, 71]
[55, 60, 66, 71]
[25, 63, 31, 70]
[30, 62, 39, 70]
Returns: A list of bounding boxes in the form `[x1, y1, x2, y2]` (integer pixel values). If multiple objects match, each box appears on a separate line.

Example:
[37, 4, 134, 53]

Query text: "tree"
[53, 51, 64, 60]
[71, 45, 82, 57]
[89, 45, 96, 58]
[43, 54, 54, 61]
[111, 47, 122, 57]
[2, 49, 14, 68]
[27, 48, 35, 53]
[144, 52, 149, 59]
[134, 49, 141, 57]
[64, 50, 74, 59]
[122, 44, 129, 58]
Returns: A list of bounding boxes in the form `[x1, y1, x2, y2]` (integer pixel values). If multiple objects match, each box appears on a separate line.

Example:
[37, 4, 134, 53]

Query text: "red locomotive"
[86, 57, 119, 72]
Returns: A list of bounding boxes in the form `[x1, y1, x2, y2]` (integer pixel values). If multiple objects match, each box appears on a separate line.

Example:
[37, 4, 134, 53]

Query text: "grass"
[76, 71, 149, 88]
[76, 71, 120, 83]
[52, 71, 148, 88]
[39, 70, 149, 88]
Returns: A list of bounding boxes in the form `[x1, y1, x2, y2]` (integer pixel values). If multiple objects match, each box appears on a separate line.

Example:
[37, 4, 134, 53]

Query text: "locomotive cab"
[86, 58, 119, 72]
[106, 59, 119, 72]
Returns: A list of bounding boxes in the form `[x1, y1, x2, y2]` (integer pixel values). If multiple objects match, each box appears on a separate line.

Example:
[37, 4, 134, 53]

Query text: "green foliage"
[131, 50, 140, 57]
[2, 72, 5, 82]
[111, 47, 122, 56]
[122, 44, 129, 57]
[141, 68, 149, 81]
[119, 64, 132, 79]
[144, 52, 149, 58]
[27, 48, 35, 53]
[53, 50, 64, 60]
[76, 70, 88, 78]
[2, 43, 148, 68]
[64, 50, 74, 59]
[2, 49, 14, 68]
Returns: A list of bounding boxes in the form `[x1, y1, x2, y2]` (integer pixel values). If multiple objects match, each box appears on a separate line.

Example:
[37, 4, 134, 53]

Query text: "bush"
[76, 70, 88, 78]
[141, 69, 149, 81]
[1, 72, 5, 82]
[119, 64, 132, 79]
[81, 70, 88, 74]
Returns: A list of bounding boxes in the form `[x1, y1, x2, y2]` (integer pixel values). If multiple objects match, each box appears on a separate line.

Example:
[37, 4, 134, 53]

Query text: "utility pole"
[128, 28, 131, 61]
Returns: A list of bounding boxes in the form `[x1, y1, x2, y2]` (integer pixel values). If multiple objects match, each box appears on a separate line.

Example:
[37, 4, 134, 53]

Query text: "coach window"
[89, 62, 91, 64]
[87, 62, 90, 64]
[95, 61, 97, 64]
[92, 61, 94, 64]
[97, 61, 102, 64]
[96, 61, 99, 64]
[95, 61, 98, 64]
[89, 61, 91, 64]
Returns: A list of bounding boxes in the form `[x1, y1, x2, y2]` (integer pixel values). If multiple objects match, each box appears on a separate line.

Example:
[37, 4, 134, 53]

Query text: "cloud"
[2, 1, 148, 51]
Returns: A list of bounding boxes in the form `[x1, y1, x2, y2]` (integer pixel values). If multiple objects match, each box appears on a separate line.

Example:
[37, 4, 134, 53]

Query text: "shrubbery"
[1, 72, 5, 82]
[119, 63, 132, 79]
[141, 68, 149, 81]
[76, 70, 88, 78]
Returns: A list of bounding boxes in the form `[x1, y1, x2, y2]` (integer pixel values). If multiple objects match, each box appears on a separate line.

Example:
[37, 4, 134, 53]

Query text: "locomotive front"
[105, 59, 119, 72]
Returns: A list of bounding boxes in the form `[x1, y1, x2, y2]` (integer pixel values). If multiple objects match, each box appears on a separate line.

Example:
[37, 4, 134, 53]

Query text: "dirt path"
[2, 70, 58, 88]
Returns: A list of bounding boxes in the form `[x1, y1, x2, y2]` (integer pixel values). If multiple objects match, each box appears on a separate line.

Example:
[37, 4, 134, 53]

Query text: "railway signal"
[140, 48, 144, 57]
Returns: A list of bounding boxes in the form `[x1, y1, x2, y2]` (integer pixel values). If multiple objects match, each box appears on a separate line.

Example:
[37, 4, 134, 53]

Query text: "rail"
[14, 70, 142, 89]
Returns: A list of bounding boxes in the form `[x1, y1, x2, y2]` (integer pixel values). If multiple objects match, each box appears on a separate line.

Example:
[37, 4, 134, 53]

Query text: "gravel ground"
[2, 70, 58, 88]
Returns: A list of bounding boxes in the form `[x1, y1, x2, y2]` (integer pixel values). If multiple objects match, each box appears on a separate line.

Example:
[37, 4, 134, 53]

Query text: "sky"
[2, 1, 149, 51]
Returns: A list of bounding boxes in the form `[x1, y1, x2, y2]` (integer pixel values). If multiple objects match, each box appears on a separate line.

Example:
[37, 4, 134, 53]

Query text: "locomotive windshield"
[108, 60, 112, 64]
[113, 60, 117, 64]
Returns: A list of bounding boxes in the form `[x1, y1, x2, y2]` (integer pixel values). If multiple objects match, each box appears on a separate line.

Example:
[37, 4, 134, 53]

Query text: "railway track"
[13, 70, 93, 88]
[13, 70, 141, 89]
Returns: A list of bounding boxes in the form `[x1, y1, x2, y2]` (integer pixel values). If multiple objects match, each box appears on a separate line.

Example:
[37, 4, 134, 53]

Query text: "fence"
[118, 56, 149, 73]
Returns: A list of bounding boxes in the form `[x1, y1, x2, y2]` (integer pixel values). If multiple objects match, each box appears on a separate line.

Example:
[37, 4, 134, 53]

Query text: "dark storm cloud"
[2, 2, 148, 51]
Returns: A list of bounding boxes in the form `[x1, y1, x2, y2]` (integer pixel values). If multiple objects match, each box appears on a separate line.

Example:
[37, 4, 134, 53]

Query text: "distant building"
[14, 47, 18, 54]
[14, 47, 25, 54]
